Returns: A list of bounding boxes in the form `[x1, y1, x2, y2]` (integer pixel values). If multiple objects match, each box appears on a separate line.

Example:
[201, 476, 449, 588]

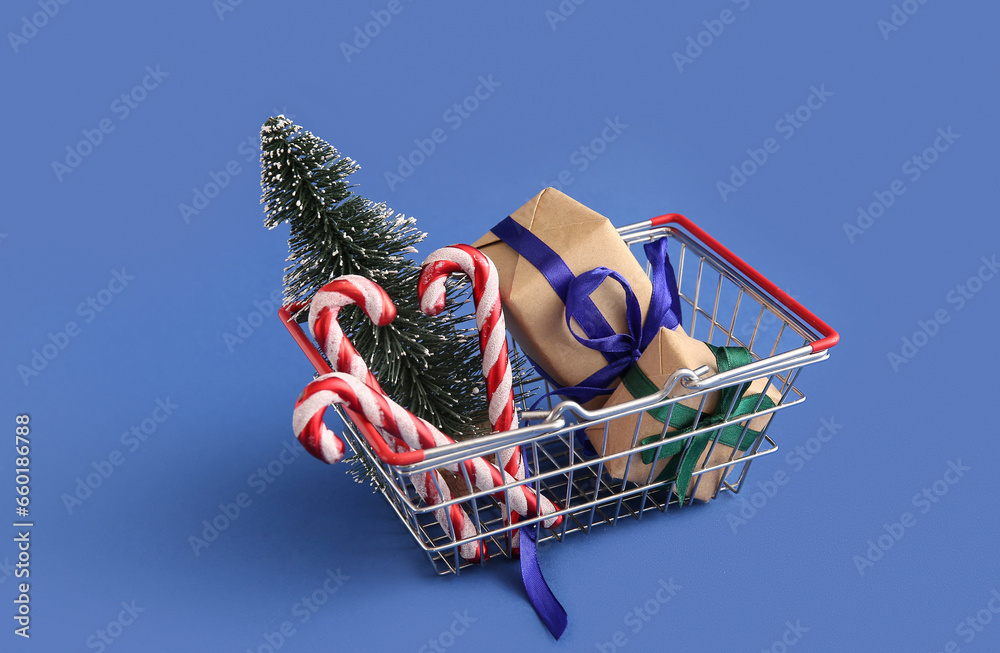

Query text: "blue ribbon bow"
[491, 216, 682, 405]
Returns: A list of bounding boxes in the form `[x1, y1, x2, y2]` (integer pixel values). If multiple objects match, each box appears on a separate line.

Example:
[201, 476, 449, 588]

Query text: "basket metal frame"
[280, 213, 838, 575]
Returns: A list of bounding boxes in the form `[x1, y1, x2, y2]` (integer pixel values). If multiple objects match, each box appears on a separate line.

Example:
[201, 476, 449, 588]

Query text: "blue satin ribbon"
[518, 466, 567, 639]
[518, 525, 566, 639]
[491, 216, 682, 405]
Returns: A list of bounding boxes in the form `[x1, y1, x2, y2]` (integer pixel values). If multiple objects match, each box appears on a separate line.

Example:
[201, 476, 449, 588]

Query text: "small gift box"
[473, 188, 681, 408]
[586, 326, 782, 502]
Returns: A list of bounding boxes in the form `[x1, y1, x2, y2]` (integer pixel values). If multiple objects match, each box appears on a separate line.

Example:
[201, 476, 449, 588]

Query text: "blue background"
[2, 1, 998, 651]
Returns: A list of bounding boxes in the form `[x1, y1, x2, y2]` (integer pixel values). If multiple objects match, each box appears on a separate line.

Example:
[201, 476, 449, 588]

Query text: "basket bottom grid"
[410, 427, 779, 575]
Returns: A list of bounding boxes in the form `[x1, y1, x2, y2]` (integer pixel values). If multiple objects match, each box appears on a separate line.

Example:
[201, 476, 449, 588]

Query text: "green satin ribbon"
[622, 343, 775, 503]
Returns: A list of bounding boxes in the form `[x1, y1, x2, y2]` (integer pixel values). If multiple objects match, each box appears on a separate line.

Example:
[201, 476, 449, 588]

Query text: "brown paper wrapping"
[473, 188, 651, 409]
[586, 326, 782, 501]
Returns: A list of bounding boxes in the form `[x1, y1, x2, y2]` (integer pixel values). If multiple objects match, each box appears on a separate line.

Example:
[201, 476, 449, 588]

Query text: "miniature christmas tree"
[260, 116, 501, 440]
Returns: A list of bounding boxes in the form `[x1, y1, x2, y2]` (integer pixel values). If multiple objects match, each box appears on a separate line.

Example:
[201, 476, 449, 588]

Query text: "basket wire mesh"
[326, 220, 832, 575]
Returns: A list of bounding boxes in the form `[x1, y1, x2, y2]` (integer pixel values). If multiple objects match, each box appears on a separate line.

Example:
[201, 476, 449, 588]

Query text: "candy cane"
[302, 273, 559, 543]
[419, 246, 560, 545]
[418, 245, 521, 476]
[304, 277, 481, 558]
[294, 372, 484, 561]
[304, 274, 408, 458]
[309, 274, 396, 394]
[295, 373, 560, 528]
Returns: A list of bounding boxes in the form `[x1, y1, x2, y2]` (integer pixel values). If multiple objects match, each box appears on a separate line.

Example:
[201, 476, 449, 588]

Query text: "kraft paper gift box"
[585, 326, 782, 502]
[473, 188, 656, 409]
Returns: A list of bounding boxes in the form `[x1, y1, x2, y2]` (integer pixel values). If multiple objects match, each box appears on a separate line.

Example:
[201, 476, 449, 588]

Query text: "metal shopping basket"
[279, 212, 839, 575]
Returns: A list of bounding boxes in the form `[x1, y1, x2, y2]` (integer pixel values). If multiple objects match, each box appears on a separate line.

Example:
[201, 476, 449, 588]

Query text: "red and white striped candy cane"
[302, 272, 558, 538]
[419, 245, 560, 541]
[304, 277, 482, 557]
[308, 274, 396, 393]
[418, 245, 521, 477]
[294, 372, 484, 561]
[295, 369, 558, 526]
[304, 274, 407, 458]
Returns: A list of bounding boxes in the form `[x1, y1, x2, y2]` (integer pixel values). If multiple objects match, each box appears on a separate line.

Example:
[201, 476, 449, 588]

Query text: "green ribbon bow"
[621, 343, 775, 503]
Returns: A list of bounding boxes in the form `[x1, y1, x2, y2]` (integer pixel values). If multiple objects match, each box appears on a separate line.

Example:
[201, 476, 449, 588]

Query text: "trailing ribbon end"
[517, 453, 566, 639]
[519, 525, 567, 640]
